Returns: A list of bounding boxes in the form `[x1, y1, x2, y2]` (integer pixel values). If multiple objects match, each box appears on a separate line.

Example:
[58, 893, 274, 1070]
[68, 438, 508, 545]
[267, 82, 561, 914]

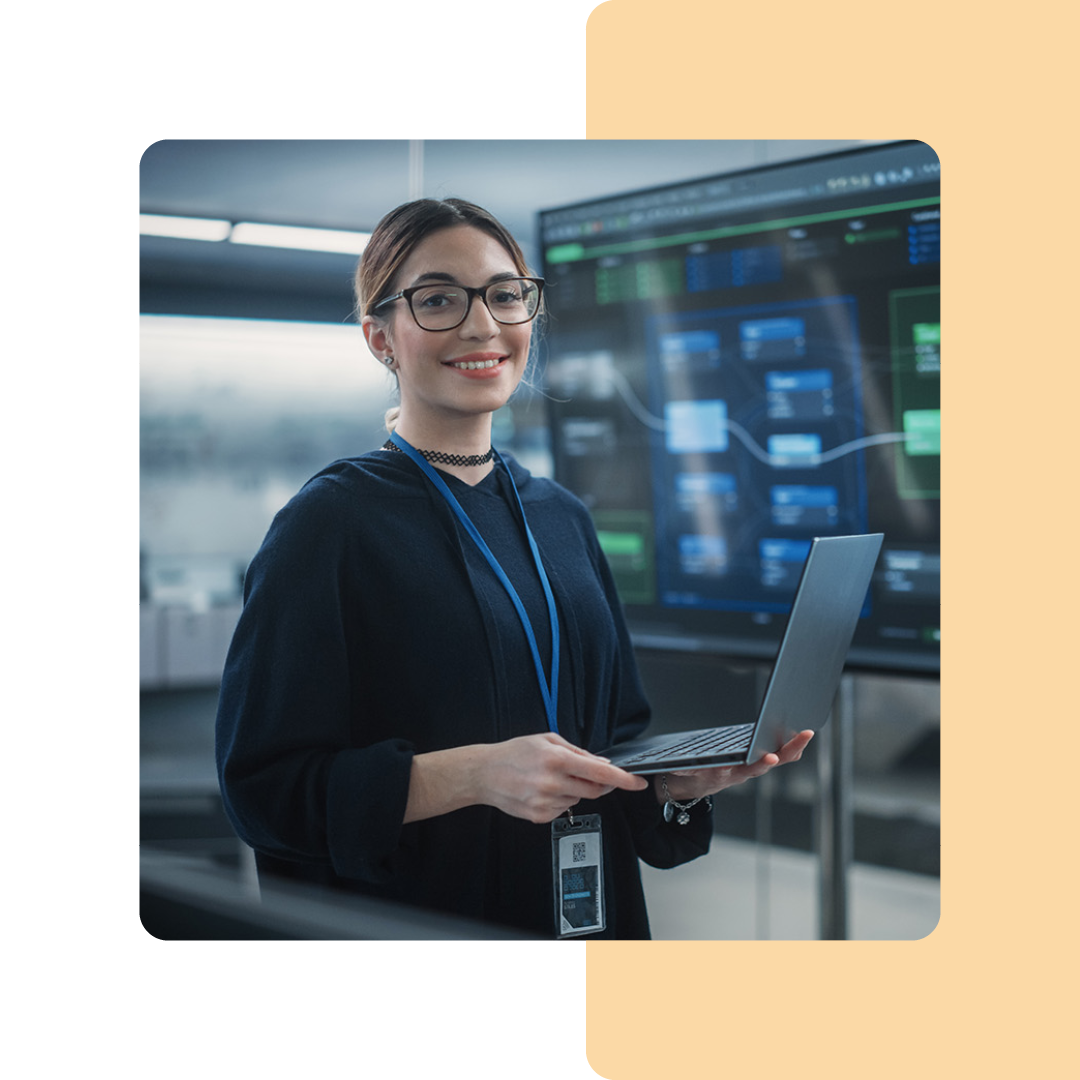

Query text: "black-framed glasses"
[373, 277, 545, 332]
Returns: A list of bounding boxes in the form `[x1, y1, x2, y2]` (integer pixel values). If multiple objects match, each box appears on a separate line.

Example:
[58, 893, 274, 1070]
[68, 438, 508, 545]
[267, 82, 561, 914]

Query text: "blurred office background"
[140, 139, 939, 940]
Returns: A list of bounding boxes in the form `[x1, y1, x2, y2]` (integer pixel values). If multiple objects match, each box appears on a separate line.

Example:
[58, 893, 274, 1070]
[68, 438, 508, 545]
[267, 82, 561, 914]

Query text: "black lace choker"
[383, 440, 495, 468]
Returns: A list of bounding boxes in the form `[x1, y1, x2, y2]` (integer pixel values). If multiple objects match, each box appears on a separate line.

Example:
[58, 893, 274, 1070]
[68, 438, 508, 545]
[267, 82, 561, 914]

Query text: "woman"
[215, 197, 811, 938]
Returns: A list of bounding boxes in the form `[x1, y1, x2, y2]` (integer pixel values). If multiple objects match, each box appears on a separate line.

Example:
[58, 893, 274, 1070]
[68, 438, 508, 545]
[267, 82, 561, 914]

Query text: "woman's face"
[363, 225, 533, 431]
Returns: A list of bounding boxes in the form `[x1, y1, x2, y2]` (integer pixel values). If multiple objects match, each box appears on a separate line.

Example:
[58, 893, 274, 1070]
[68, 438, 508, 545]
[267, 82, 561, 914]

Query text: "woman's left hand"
[656, 730, 815, 804]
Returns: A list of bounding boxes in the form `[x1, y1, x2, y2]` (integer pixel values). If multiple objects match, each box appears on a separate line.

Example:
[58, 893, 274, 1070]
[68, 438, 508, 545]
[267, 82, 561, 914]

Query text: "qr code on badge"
[572, 841, 587, 863]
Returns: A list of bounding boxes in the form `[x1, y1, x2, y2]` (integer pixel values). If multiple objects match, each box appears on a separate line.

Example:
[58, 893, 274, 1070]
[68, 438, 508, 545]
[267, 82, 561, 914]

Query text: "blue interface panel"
[541, 141, 940, 672]
[648, 297, 866, 612]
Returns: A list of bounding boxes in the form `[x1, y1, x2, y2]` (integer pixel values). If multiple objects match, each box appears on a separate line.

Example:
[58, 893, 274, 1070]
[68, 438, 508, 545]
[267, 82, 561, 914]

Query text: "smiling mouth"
[445, 357, 504, 371]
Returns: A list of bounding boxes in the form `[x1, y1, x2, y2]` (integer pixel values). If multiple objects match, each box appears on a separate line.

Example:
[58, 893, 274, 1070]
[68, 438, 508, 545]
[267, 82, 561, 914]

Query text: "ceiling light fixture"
[139, 214, 232, 242]
[228, 222, 371, 255]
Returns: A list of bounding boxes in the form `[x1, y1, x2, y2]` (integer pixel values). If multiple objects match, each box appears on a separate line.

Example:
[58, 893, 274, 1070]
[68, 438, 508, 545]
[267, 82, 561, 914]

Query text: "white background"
[8, 3, 604, 1078]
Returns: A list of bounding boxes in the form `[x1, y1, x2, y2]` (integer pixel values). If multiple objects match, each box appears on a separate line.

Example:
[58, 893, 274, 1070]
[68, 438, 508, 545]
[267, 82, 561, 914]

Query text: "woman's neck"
[392, 415, 496, 486]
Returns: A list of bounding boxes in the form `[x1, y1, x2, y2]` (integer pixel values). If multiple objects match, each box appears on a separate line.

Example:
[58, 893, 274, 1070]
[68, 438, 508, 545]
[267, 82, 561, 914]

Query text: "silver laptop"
[603, 533, 884, 774]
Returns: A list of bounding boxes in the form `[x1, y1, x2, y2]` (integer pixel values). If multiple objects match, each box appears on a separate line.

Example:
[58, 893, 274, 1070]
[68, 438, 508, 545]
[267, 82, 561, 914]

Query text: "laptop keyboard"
[619, 723, 755, 766]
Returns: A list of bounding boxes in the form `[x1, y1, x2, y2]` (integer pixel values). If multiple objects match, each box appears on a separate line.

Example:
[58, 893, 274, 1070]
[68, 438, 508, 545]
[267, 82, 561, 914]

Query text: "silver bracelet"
[660, 774, 713, 825]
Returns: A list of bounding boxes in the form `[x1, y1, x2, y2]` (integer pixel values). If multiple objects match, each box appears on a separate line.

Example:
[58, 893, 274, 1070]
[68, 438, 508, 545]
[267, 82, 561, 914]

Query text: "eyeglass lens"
[410, 279, 540, 329]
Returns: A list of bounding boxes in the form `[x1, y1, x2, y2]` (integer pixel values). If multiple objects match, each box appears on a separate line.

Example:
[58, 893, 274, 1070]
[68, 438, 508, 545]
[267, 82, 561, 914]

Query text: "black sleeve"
[214, 477, 415, 884]
[618, 782, 713, 869]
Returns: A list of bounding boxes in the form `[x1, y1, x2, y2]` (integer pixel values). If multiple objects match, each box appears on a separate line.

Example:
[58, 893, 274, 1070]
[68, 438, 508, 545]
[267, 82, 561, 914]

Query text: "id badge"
[552, 813, 605, 938]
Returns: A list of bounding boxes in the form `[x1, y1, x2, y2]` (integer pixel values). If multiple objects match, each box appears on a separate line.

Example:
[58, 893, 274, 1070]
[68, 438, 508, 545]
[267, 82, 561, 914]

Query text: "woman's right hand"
[474, 732, 649, 824]
[404, 733, 648, 825]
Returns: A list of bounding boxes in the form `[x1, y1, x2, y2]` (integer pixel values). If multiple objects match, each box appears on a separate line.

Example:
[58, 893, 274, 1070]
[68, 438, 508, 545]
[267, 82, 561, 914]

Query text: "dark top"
[215, 449, 712, 938]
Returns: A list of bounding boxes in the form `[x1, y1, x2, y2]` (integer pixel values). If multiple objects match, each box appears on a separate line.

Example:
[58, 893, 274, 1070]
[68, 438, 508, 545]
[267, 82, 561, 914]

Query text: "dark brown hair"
[354, 198, 532, 322]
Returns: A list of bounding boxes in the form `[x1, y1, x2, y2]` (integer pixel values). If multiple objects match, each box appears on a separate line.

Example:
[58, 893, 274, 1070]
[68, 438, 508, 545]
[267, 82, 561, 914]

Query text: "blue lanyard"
[389, 430, 561, 735]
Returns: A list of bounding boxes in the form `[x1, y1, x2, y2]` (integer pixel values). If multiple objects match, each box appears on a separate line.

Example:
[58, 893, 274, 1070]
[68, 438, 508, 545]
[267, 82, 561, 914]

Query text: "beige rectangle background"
[583, 1, 1075, 1077]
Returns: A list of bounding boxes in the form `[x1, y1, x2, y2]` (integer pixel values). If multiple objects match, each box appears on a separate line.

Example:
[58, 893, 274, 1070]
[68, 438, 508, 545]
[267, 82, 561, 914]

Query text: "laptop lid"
[604, 533, 883, 773]
[743, 532, 883, 763]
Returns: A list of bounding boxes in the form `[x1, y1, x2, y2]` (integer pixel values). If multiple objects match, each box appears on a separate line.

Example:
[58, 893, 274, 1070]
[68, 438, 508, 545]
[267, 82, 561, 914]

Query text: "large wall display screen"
[539, 141, 940, 673]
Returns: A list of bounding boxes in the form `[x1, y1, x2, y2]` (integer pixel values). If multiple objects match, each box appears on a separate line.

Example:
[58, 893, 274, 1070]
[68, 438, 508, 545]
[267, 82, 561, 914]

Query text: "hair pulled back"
[354, 198, 536, 432]
[354, 198, 531, 322]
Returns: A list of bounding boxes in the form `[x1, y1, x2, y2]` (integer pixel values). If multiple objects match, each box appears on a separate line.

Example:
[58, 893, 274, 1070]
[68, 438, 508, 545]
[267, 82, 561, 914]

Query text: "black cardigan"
[215, 450, 712, 938]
